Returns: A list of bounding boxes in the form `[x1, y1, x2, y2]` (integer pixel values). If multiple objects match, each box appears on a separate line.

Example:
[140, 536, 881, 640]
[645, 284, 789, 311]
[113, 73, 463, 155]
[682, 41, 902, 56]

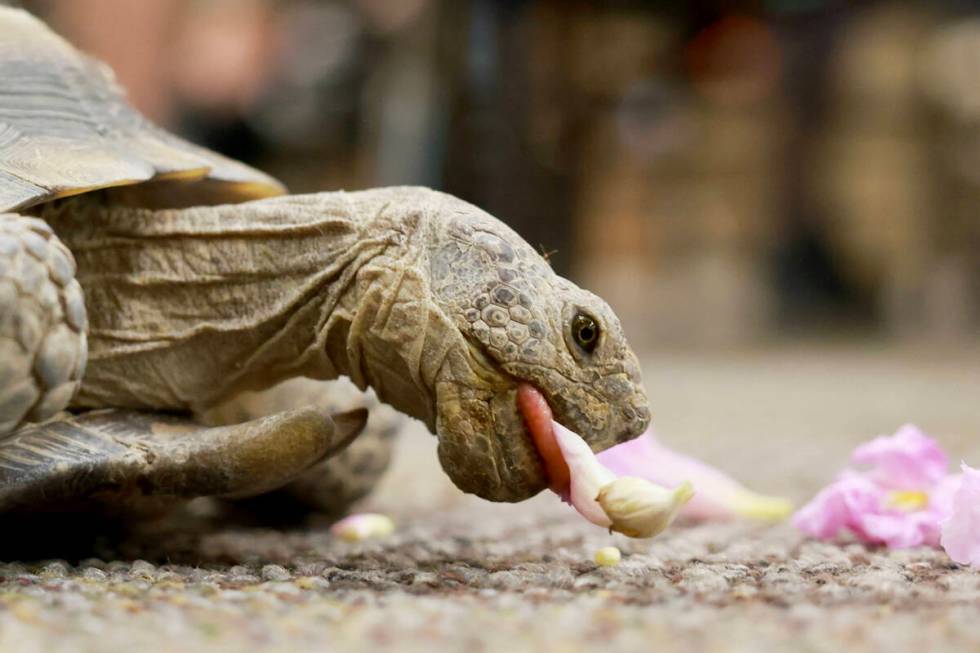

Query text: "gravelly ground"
[1, 345, 979, 652]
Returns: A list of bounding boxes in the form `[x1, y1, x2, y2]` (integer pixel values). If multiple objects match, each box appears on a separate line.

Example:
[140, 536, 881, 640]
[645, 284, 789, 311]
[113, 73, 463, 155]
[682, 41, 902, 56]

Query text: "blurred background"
[16, 0, 980, 351]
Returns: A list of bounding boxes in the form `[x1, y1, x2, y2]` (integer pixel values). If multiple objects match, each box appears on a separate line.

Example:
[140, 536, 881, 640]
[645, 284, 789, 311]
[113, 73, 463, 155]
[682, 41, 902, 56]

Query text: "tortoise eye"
[572, 313, 599, 352]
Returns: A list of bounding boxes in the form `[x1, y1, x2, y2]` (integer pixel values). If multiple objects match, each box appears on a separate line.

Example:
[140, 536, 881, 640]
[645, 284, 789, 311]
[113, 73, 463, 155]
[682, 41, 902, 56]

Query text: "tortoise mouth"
[436, 378, 576, 502]
[516, 384, 571, 496]
[433, 343, 649, 502]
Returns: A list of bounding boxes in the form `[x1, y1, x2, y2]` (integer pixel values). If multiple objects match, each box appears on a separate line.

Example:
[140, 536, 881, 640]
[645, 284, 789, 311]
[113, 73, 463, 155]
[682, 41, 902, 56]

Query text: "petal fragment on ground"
[330, 513, 395, 541]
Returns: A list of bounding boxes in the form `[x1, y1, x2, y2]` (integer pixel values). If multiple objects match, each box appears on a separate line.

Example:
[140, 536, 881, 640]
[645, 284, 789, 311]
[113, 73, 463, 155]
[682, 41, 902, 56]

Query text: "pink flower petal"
[940, 463, 980, 567]
[793, 472, 883, 541]
[793, 472, 942, 548]
[855, 510, 939, 549]
[852, 424, 948, 489]
[551, 421, 616, 528]
[928, 473, 962, 522]
[597, 429, 792, 521]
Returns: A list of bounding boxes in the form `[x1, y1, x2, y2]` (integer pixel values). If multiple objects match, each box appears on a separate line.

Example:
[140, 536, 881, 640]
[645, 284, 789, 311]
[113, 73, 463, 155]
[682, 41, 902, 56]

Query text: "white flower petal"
[598, 477, 695, 538]
[551, 421, 616, 527]
[551, 420, 693, 538]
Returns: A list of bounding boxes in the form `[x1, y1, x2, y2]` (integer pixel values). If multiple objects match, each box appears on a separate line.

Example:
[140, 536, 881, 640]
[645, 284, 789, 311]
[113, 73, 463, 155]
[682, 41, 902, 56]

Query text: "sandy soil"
[1, 345, 978, 652]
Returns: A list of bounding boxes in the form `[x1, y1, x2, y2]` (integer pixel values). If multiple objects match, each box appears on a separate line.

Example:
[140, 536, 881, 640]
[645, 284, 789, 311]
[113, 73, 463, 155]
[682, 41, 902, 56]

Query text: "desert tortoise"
[0, 8, 649, 515]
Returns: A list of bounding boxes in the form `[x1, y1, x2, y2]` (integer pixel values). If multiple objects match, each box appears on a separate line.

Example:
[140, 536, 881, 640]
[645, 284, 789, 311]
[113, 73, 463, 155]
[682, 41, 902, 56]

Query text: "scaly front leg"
[203, 378, 403, 519]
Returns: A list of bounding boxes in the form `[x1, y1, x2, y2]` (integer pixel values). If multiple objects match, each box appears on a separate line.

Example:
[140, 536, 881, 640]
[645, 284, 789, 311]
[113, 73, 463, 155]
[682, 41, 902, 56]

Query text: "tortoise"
[0, 8, 649, 518]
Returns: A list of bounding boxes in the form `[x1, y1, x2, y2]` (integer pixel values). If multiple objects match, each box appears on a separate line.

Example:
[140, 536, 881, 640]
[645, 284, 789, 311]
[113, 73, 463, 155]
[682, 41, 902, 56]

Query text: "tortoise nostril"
[633, 405, 652, 433]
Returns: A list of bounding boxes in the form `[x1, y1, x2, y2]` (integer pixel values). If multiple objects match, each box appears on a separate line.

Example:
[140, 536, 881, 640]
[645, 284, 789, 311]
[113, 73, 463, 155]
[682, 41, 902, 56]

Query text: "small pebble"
[294, 576, 328, 590]
[261, 565, 291, 582]
[330, 513, 395, 542]
[38, 561, 70, 578]
[81, 568, 108, 582]
[594, 546, 622, 567]
[129, 560, 156, 580]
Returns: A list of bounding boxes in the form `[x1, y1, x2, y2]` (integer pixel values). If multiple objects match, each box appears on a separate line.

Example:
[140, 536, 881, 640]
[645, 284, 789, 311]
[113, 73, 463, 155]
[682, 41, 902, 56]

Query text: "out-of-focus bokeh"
[21, 0, 980, 350]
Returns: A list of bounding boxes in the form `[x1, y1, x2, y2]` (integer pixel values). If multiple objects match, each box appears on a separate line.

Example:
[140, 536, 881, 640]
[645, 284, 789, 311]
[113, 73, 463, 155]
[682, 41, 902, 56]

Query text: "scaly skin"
[203, 378, 403, 519]
[0, 215, 87, 432]
[41, 187, 650, 502]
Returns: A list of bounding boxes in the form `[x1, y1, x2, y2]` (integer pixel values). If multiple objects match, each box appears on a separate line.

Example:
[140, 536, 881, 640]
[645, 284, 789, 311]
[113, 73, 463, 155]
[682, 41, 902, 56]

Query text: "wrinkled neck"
[46, 189, 449, 418]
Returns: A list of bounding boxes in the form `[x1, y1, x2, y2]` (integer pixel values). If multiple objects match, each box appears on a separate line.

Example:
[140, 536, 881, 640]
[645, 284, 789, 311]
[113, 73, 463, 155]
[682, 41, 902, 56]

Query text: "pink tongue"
[516, 384, 571, 495]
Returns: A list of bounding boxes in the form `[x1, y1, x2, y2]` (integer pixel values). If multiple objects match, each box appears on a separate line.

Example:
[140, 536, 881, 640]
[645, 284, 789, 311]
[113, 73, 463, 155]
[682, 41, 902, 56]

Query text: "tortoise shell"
[0, 8, 285, 214]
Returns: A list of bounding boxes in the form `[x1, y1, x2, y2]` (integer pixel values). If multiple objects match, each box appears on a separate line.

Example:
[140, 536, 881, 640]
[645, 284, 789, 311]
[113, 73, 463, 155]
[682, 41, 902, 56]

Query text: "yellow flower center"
[887, 490, 929, 512]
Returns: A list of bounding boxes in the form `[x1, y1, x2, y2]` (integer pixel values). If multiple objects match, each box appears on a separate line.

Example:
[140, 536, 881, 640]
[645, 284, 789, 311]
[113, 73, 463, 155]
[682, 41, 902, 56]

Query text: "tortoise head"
[426, 192, 650, 502]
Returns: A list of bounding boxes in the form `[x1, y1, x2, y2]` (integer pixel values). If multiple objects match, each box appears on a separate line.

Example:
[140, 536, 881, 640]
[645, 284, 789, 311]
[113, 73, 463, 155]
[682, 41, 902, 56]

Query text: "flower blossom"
[794, 424, 980, 567]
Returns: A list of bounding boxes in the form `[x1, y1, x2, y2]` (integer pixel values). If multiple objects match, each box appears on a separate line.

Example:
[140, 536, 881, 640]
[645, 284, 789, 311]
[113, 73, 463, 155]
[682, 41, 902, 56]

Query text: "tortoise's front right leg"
[204, 378, 402, 519]
[0, 407, 367, 514]
[0, 214, 86, 435]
